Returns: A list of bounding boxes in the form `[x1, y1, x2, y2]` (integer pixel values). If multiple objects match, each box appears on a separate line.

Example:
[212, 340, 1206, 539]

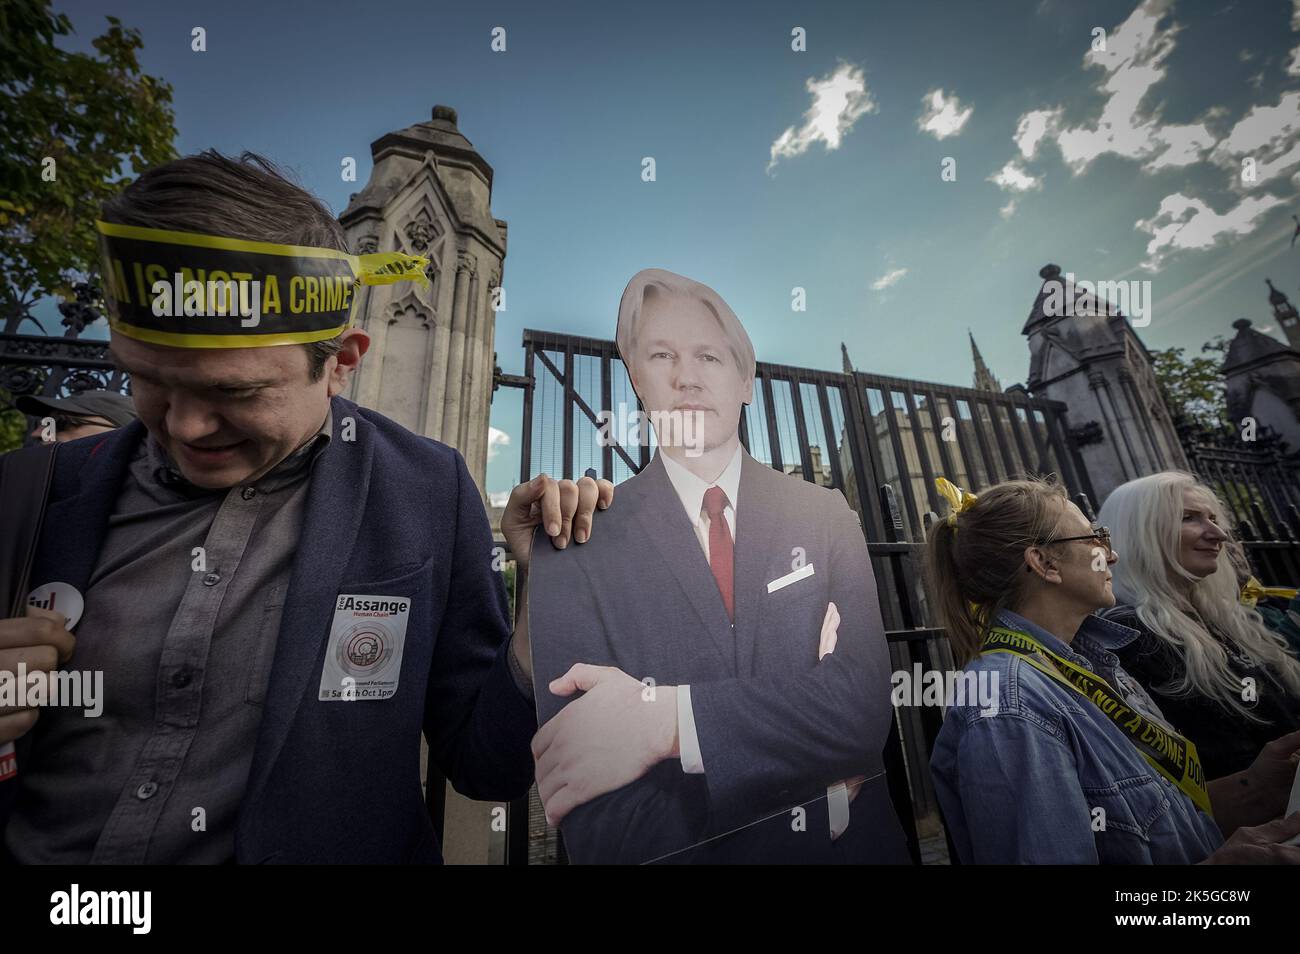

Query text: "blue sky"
[48, 0, 1300, 495]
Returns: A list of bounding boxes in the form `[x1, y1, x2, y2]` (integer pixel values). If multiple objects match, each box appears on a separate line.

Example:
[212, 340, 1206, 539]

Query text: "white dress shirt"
[658, 446, 742, 570]
[658, 445, 741, 776]
[657, 446, 851, 840]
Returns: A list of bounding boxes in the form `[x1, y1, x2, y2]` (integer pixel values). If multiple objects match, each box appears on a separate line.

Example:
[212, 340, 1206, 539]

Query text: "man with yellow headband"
[0, 150, 608, 864]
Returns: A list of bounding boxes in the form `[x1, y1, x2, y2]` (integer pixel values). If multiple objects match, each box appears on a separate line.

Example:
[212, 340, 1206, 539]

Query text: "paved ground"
[919, 830, 951, 865]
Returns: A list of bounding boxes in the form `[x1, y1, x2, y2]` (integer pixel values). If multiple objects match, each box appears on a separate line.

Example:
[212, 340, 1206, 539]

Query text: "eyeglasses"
[1041, 526, 1112, 556]
[1024, 526, 1112, 574]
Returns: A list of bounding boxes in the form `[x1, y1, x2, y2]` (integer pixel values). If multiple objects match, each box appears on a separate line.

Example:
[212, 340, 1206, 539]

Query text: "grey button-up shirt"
[6, 410, 332, 863]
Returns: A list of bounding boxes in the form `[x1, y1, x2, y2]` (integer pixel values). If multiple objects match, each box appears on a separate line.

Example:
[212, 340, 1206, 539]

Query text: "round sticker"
[335, 621, 396, 678]
[27, 581, 84, 630]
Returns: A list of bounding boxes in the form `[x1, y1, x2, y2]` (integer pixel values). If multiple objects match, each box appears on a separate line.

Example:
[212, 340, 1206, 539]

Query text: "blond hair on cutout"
[615, 268, 756, 381]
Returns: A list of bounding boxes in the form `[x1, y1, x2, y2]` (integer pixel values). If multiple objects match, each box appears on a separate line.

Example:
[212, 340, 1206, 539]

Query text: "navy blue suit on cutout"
[530, 451, 910, 864]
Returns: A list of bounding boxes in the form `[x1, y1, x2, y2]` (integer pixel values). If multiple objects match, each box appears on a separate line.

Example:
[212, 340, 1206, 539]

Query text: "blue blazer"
[2, 395, 536, 863]
[529, 452, 909, 864]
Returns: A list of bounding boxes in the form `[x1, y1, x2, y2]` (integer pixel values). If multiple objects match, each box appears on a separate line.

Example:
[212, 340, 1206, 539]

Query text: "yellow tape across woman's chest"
[95, 220, 430, 348]
[982, 626, 1213, 816]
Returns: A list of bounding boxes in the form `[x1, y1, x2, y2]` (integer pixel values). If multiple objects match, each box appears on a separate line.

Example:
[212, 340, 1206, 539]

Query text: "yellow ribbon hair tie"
[1240, 576, 1299, 607]
[935, 477, 978, 527]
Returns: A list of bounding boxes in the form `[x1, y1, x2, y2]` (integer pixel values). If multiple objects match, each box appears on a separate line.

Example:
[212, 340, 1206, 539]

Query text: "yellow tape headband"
[95, 220, 430, 349]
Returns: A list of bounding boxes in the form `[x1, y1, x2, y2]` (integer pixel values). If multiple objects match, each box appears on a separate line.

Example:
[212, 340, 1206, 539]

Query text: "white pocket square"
[766, 563, 814, 593]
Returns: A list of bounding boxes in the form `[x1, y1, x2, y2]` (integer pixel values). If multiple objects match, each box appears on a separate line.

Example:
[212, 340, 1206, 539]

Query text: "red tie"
[703, 486, 734, 621]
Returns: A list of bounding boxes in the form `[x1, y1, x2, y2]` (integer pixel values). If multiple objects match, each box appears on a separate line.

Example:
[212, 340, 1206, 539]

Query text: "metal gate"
[1182, 434, 1300, 585]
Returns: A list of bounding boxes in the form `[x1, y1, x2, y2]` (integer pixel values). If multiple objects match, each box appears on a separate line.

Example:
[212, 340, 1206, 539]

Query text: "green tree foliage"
[1150, 345, 1229, 432]
[0, 0, 177, 334]
[0, 389, 28, 455]
[1202, 334, 1230, 356]
[502, 561, 517, 621]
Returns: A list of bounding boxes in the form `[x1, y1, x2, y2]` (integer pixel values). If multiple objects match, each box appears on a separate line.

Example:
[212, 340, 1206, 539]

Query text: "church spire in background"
[1266, 278, 1300, 350]
[970, 330, 1000, 392]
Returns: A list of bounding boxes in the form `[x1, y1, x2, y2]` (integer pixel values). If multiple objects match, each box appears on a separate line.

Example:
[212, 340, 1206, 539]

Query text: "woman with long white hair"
[1098, 471, 1300, 778]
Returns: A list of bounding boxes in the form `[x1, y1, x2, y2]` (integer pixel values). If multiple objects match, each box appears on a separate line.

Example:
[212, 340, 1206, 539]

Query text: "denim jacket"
[930, 610, 1224, 864]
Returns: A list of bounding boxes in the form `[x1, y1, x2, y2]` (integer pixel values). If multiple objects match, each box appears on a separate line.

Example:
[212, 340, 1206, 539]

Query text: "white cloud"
[1153, 222, 1291, 323]
[1146, 123, 1219, 170]
[487, 426, 510, 461]
[768, 62, 877, 173]
[1136, 192, 1286, 271]
[917, 88, 973, 139]
[1014, 109, 1060, 160]
[1212, 90, 1300, 184]
[1293, 0, 1300, 31]
[994, 0, 1214, 188]
[488, 490, 511, 508]
[988, 160, 1040, 192]
[999, 199, 1018, 219]
[1056, 0, 1214, 173]
[1287, 46, 1300, 76]
[871, 267, 908, 290]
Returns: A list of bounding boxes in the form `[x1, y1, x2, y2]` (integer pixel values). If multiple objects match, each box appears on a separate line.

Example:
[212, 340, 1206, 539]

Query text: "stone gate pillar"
[339, 107, 510, 866]
[1023, 264, 1188, 505]
[339, 105, 507, 494]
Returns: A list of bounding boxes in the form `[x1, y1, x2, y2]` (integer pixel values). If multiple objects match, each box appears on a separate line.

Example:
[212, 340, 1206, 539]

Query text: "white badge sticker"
[27, 581, 84, 630]
[767, 563, 815, 594]
[318, 594, 410, 702]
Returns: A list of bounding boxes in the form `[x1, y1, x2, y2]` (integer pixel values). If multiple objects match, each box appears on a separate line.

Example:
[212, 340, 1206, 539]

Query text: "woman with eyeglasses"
[926, 476, 1300, 864]
[1096, 472, 1300, 779]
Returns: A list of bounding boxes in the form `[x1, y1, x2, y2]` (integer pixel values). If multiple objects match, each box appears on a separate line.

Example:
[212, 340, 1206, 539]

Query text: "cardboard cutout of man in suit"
[528, 269, 909, 863]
